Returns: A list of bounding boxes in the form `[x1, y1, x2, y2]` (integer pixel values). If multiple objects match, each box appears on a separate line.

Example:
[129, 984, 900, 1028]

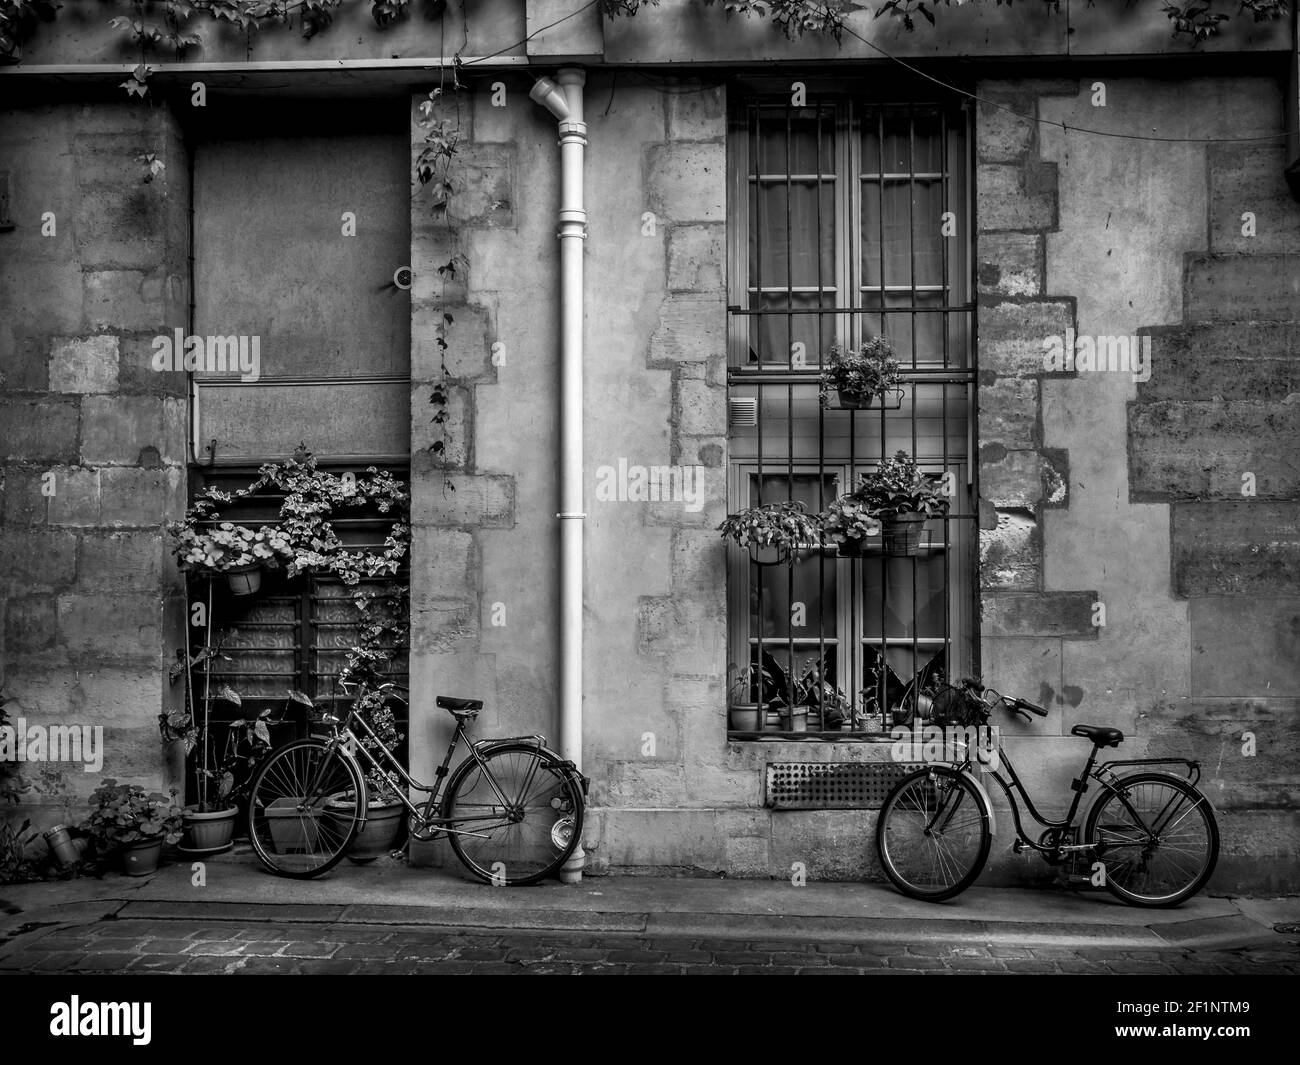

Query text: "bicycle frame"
[308, 686, 581, 842]
[939, 693, 1204, 859]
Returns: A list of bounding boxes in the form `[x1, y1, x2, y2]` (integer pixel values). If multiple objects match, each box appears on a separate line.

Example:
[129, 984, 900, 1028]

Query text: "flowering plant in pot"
[844, 450, 949, 557]
[79, 780, 183, 876]
[822, 494, 883, 556]
[169, 508, 291, 596]
[819, 337, 901, 409]
[717, 500, 823, 566]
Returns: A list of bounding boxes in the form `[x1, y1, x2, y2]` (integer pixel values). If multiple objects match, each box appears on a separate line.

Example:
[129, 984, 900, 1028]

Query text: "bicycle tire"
[441, 742, 584, 886]
[246, 738, 366, 879]
[1084, 772, 1219, 908]
[876, 766, 992, 902]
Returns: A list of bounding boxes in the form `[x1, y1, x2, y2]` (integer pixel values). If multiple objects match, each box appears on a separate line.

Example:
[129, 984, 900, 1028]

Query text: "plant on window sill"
[826, 449, 948, 557]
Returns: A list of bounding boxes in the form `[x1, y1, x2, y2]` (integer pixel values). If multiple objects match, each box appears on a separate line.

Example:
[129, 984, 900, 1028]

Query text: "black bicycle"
[875, 679, 1219, 907]
[245, 681, 587, 884]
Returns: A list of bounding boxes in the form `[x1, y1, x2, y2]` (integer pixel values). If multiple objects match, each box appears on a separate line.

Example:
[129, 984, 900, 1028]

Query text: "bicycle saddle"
[437, 696, 483, 719]
[1071, 724, 1124, 748]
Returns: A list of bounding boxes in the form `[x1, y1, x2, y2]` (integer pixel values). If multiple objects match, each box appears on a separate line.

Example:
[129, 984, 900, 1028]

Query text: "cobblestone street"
[1, 917, 1296, 975]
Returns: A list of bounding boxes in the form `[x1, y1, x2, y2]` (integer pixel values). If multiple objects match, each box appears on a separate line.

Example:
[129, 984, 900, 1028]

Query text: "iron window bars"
[726, 87, 977, 738]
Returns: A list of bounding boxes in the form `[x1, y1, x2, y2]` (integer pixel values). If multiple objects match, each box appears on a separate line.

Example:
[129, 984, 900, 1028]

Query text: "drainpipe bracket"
[556, 512, 588, 520]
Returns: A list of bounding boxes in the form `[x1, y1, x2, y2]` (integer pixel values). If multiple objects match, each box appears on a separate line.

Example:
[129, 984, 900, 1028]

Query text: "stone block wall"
[0, 98, 190, 823]
[975, 76, 1300, 890]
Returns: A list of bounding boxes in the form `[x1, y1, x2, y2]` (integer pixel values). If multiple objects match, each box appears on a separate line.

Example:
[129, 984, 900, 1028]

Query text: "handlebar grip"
[1014, 698, 1049, 717]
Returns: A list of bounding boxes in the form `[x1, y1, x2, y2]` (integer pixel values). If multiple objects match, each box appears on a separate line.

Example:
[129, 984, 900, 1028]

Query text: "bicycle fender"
[964, 769, 997, 837]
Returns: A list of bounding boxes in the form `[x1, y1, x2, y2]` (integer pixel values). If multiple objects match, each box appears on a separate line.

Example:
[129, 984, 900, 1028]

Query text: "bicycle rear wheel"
[247, 738, 366, 879]
[1085, 773, 1219, 907]
[441, 743, 584, 886]
[875, 767, 992, 902]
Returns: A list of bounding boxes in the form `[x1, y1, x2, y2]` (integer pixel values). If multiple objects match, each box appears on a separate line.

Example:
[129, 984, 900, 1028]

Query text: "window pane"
[861, 552, 948, 638]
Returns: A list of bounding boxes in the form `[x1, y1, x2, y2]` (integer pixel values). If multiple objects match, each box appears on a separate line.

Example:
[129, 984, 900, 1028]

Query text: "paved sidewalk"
[2, 917, 1297, 975]
[1, 845, 1298, 970]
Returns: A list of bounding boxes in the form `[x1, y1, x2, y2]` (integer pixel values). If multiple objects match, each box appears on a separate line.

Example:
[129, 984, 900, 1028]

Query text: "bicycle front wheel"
[1085, 773, 1219, 907]
[442, 743, 584, 886]
[876, 767, 992, 902]
[247, 738, 367, 879]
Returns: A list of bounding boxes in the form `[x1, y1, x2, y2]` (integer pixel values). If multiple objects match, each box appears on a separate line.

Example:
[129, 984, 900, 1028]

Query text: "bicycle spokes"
[443, 747, 582, 885]
[1091, 779, 1214, 903]
[249, 741, 365, 878]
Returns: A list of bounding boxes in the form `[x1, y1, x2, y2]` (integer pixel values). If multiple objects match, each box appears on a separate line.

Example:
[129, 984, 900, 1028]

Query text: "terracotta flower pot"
[836, 386, 879, 409]
[225, 563, 262, 596]
[748, 542, 790, 566]
[120, 838, 164, 877]
[781, 707, 809, 733]
[728, 706, 762, 732]
[263, 799, 321, 854]
[882, 513, 927, 557]
[325, 795, 400, 863]
[182, 807, 238, 851]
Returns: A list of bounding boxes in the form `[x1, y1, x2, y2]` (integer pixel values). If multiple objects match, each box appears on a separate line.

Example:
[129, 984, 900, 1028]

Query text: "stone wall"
[0, 98, 190, 823]
[976, 75, 1300, 890]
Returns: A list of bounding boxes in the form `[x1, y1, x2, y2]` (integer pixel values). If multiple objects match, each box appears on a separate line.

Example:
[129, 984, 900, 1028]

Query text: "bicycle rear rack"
[1097, 757, 1201, 788]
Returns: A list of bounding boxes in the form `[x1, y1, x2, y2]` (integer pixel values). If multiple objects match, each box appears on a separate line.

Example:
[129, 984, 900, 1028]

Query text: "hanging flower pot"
[749, 542, 790, 566]
[225, 563, 262, 596]
[717, 501, 822, 568]
[882, 512, 927, 557]
[836, 386, 878, 409]
[836, 535, 869, 557]
[819, 338, 901, 409]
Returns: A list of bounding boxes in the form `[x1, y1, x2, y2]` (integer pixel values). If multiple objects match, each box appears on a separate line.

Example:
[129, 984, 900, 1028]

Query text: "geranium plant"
[819, 337, 901, 408]
[717, 500, 823, 564]
[854, 450, 950, 519]
[80, 780, 183, 850]
[822, 495, 882, 552]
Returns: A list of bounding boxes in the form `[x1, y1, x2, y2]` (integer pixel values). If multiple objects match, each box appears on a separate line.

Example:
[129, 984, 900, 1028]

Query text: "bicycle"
[875, 679, 1219, 907]
[244, 681, 588, 883]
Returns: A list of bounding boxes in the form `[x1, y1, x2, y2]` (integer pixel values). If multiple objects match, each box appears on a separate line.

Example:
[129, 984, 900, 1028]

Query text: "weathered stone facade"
[0, 100, 189, 815]
[1, 2, 1297, 891]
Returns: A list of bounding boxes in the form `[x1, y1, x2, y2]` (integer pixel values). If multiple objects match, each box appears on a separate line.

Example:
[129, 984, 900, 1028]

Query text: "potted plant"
[718, 500, 822, 566]
[819, 337, 902, 409]
[169, 508, 291, 596]
[324, 669, 407, 861]
[80, 780, 183, 877]
[167, 447, 410, 595]
[822, 494, 883, 557]
[852, 450, 950, 557]
[727, 663, 777, 732]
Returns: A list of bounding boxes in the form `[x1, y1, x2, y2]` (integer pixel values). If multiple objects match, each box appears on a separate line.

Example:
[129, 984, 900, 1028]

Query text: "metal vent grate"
[765, 762, 923, 809]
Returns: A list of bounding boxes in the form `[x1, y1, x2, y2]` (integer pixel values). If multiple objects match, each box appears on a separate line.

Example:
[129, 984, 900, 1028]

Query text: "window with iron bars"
[726, 83, 976, 738]
[186, 466, 410, 764]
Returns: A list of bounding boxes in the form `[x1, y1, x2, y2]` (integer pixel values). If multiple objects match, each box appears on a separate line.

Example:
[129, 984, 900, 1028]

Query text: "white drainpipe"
[530, 68, 586, 881]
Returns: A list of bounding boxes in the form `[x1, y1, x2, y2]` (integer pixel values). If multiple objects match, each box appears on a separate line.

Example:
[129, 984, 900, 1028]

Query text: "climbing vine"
[415, 73, 467, 490]
[606, 0, 1289, 45]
